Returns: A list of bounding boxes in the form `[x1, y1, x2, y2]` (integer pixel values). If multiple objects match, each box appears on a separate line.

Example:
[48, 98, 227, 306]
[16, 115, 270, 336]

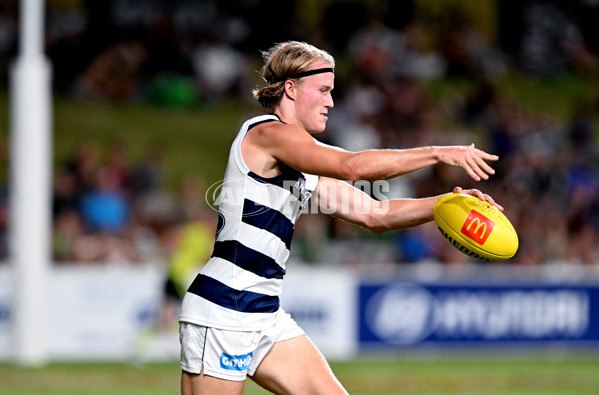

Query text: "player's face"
[293, 62, 334, 134]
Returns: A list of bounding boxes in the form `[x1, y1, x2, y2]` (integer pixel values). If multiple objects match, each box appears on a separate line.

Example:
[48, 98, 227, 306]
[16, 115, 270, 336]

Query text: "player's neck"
[273, 102, 298, 126]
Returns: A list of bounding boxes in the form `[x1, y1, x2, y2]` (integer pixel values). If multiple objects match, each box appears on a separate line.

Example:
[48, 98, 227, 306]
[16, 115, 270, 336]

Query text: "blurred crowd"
[0, 0, 599, 268]
[50, 140, 216, 265]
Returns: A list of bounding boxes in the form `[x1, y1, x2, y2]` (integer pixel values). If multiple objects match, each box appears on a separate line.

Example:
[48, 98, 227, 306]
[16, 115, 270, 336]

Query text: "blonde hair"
[252, 41, 335, 113]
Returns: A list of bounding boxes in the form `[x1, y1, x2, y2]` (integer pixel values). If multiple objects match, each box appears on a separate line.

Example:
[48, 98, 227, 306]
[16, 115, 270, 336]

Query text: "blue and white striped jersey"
[179, 114, 319, 330]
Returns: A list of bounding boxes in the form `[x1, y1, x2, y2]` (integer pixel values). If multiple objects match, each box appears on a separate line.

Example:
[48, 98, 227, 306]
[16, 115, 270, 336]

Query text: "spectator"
[80, 167, 131, 234]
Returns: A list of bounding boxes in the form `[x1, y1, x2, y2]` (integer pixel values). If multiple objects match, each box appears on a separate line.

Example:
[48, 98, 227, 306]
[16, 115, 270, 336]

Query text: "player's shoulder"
[250, 117, 307, 142]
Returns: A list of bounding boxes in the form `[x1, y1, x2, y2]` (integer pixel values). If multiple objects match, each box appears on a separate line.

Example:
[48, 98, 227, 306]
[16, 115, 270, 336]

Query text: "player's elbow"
[339, 157, 369, 182]
[362, 211, 390, 234]
[368, 225, 387, 235]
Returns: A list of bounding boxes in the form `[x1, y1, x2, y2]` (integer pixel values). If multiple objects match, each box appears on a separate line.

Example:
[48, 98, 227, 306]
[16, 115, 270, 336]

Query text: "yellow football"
[433, 193, 518, 262]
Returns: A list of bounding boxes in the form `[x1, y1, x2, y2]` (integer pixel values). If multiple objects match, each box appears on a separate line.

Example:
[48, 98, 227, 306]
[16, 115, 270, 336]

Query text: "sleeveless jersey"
[179, 114, 319, 331]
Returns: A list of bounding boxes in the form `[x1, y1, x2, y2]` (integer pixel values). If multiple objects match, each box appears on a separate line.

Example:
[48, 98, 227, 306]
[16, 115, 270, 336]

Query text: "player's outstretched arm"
[315, 179, 502, 234]
[249, 123, 498, 182]
[339, 144, 498, 182]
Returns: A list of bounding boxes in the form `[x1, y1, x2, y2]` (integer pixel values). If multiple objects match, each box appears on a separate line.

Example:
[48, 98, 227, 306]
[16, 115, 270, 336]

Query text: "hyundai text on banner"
[359, 282, 599, 347]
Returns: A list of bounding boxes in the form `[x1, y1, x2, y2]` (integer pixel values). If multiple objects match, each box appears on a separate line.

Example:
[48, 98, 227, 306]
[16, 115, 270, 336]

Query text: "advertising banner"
[359, 281, 599, 348]
[3, 265, 599, 361]
[0, 264, 356, 361]
[281, 265, 357, 359]
[0, 265, 166, 361]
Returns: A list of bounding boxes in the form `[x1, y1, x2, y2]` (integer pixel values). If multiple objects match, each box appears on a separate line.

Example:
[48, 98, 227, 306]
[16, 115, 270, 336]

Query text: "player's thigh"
[251, 335, 348, 395]
[181, 370, 245, 395]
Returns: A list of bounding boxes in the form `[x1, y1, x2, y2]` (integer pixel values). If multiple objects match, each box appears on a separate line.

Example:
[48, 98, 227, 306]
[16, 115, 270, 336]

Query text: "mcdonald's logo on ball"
[460, 210, 495, 245]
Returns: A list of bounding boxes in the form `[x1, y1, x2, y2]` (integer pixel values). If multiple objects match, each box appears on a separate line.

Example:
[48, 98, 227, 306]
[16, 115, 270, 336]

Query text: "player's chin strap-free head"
[266, 67, 335, 84]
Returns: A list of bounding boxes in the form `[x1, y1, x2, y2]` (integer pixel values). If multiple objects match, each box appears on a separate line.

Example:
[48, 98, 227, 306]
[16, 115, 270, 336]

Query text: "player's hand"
[436, 144, 498, 181]
[453, 186, 504, 211]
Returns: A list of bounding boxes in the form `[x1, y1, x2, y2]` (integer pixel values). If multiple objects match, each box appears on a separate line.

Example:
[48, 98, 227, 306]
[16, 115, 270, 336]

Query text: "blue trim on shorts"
[201, 327, 208, 363]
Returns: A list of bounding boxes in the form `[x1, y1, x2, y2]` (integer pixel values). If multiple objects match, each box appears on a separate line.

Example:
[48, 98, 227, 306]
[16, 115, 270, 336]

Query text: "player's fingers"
[465, 157, 487, 181]
[467, 167, 482, 181]
[468, 188, 485, 200]
[482, 193, 504, 211]
[473, 155, 496, 175]
[457, 187, 505, 211]
[468, 143, 497, 158]
[475, 149, 499, 162]
[470, 153, 499, 180]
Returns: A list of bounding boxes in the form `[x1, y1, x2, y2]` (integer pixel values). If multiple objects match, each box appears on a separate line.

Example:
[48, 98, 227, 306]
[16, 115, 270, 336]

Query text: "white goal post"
[9, 0, 52, 367]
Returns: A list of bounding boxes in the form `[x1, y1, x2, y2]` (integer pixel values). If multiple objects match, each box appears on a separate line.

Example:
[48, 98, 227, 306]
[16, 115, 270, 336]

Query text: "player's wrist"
[429, 146, 441, 164]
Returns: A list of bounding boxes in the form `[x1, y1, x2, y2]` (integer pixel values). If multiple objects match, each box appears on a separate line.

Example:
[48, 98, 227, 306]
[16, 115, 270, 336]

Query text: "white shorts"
[180, 311, 305, 381]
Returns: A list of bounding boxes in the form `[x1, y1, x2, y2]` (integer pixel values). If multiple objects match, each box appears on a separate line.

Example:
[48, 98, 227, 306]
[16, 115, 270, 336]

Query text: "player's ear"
[284, 80, 296, 99]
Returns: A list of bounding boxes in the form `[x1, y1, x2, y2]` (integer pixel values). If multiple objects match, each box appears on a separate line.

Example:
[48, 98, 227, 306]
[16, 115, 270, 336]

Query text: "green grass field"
[1, 355, 598, 394]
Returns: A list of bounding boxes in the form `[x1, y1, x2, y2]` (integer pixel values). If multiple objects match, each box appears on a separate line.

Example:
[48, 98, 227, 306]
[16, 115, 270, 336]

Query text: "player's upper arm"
[254, 123, 360, 180]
